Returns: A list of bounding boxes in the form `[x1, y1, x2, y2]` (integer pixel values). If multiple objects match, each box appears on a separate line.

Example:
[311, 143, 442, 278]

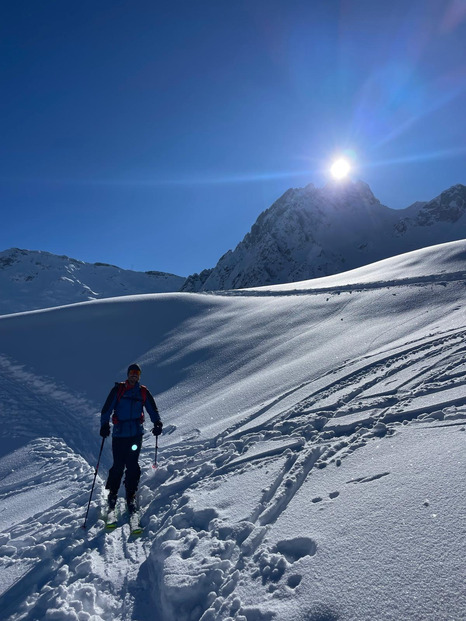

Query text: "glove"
[100, 422, 110, 438]
[152, 421, 163, 436]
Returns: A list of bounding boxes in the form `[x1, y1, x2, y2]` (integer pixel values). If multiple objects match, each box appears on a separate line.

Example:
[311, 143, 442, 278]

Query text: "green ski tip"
[104, 507, 118, 530]
[105, 522, 118, 531]
[130, 528, 143, 536]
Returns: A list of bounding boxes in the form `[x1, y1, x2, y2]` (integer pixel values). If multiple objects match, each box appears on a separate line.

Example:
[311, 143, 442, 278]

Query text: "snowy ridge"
[0, 248, 185, 315]
[238, 238, 466, 294]
[0, 240, 465, 620]
[183, 181, 466, 291]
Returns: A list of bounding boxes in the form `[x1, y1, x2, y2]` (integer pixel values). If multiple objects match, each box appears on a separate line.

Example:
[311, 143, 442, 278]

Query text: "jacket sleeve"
[144, 389, 161, 425]
[100, 385, 118, 426]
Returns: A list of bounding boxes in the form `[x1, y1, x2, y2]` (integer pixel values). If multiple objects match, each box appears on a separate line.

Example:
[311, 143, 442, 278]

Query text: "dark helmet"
[127, 363, 142, 375]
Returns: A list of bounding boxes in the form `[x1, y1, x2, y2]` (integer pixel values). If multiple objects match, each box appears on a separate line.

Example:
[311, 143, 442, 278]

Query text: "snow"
[0, 248, 185, 315]
[183, 182, 466, 292]
[0, 240, 465, 620]
[241, 238, 466, 293]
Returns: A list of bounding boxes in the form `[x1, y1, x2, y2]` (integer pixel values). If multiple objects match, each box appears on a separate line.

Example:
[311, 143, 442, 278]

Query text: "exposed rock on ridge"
[182, 181, 466, 291]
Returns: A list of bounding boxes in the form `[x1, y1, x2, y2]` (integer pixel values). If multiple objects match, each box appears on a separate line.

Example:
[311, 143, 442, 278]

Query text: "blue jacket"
[101, 381, 161, 438]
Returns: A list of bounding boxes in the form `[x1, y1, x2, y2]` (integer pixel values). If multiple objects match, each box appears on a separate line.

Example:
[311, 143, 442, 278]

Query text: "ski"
[129, 511, 143, 536]
[101, 505, 142, 535]
[104, 507, 118, 531]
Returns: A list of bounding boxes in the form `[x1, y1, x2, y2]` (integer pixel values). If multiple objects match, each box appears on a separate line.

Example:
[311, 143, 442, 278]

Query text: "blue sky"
[2, 0, 466, 276]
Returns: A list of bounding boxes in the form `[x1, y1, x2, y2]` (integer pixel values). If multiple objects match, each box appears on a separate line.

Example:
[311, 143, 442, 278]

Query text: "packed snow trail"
[0, 439, 157, 620]
[0, 241, 465, 620]
[0, 327, 465, 619]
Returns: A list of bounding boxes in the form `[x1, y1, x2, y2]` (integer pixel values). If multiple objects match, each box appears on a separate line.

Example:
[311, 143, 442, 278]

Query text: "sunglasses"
[128, 370, 141, 376]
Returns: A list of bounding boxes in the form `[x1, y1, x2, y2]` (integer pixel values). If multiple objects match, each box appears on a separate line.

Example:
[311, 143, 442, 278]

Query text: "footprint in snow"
[253, 537, 317, 590]
[287, 574, 302, 589]
[181, 428, 201, 441]
[312, 491, 339, 503]
[275, 537, 317, 562]
[163, 424, 177, 435]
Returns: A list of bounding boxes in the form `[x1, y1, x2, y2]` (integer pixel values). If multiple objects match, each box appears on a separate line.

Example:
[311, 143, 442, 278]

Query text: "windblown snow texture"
[182, 181, 466, 291]
[0, 240, 465, 621]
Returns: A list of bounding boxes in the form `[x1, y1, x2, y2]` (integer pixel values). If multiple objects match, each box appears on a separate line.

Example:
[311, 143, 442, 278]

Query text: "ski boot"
[105, 491, 119, 530]
[107, 491, 118, 511]
[126, 492, 137, 514]
[126, 492, 142, 535]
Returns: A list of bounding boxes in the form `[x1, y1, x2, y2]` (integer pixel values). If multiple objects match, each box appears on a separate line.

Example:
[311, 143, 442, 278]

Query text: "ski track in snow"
[141, 323, 466, 621]
[1, 288, 465, 619]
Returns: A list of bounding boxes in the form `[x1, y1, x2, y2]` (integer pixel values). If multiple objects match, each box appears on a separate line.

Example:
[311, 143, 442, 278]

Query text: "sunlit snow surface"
[0, 248, 185, 315]
[0, 240, 465, 620]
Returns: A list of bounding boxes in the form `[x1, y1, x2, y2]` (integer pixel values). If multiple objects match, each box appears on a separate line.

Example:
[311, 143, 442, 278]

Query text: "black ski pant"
[106, 435, 143, 498]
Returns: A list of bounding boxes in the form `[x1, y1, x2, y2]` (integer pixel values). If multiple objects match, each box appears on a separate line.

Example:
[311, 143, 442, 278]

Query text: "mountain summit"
[182, 181, 466, 291]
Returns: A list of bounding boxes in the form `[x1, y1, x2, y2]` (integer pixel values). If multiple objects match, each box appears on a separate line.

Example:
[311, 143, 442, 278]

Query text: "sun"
[330, 158, 351, 180]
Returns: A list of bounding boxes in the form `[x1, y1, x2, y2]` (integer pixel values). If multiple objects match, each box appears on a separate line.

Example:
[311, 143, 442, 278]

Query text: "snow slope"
[0, 240, 465, 621]
[182, 182, 466, 292]
[0, 248, 185, 315]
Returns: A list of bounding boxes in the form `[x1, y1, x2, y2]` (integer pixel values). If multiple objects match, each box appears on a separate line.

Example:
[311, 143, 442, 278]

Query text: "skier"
[100, 363, 163, 514]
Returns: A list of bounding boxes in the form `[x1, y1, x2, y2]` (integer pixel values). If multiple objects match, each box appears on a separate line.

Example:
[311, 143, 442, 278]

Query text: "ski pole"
[82, 436, 106, 529]
[152, 434, 158, 470]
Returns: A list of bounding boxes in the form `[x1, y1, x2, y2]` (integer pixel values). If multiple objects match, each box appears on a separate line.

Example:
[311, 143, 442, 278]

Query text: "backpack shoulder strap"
[116, 382, 127, 402]
[140, 385, 147, 405]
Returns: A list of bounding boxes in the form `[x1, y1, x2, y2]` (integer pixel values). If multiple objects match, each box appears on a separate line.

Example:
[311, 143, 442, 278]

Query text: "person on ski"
[100, 363, 163, 513]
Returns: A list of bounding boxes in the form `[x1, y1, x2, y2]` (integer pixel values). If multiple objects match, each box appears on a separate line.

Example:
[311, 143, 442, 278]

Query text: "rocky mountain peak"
[182, 181, 466, 292]
[398, 183, 466, 229]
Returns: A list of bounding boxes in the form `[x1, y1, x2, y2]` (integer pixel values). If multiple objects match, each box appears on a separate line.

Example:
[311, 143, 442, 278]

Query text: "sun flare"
[330, 158, 351, 180]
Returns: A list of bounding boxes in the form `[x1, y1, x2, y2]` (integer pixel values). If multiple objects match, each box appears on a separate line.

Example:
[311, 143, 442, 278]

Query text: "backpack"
[112, 382, 147, 425]
[115, 382, 147, 405]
